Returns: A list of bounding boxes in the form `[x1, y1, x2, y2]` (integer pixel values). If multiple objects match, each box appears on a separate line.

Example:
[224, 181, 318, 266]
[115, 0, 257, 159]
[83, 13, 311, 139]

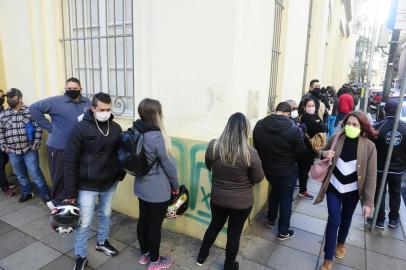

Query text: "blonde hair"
[213, 112, 251, 166]
[138, 98, 172, 155]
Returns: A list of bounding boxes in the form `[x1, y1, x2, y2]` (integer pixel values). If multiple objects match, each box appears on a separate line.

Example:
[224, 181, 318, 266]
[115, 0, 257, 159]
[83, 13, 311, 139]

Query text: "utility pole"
[382, 29, 401, 102]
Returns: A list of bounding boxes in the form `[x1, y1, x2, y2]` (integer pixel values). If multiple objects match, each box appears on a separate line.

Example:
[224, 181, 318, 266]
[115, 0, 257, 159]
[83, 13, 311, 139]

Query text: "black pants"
[137, 198, 169, 262]
[267, 175, 296, 235]
[0, 151, 10, 192]
[47, 147, 65, 205]
[199, 203, 252, 268]
[375, 172, 403, 222]
[298, 153, 314, 193]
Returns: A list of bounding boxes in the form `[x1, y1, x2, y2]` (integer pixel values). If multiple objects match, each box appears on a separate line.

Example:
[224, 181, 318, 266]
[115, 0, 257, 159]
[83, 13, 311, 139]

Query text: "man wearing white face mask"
[63, 92, 126, 270]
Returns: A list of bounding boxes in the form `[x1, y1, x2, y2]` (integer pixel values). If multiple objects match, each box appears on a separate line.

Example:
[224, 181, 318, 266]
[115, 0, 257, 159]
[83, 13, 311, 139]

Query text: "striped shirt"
[328, 137, 359, 198]
[0, 105, 42, 154]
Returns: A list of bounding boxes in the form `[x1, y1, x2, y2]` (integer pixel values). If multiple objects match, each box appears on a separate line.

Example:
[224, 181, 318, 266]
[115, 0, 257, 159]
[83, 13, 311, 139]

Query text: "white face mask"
[306, 107, 316, 115]
[291, 110, 299, 119]
[94, 111, 111, 122]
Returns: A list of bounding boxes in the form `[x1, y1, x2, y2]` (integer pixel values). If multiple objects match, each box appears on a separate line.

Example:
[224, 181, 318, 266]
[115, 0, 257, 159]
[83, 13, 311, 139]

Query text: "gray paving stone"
[316, 261, 357, 270]
[267, 245, 318, 270]
[366, 232, 406, 260]
[307, 181, 322, 194]
[40, 255, 93, 270]
[66, 236, 127, 269]
[290, 212, 326, 236]
[97, 246, 145, 270]
[386, 225, 405, 241]
[0, 220, 14, 236]
[295, 201, 329, 220]
[239, 235, 277, 265]
[0, 241, 61, 270]
[209, 254, 268, 270]
[350, 213, 366, 231]
[278, 228, 323, 256]
[19, 215, 53, 240]
[41, 229, 96, 253]
[0, 205, 48, 227]
[108, 215, 138, 245]
[345, 228, 365, 249]
[333, 244, 365, 270]
[366, 250, 406, 270]
[0, 230, 36, 259]
[0, 197, 25, 217]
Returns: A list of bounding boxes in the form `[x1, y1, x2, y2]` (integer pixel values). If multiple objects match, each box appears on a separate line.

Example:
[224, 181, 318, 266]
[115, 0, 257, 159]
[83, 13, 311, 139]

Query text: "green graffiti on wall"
[171, 138, 222, 229]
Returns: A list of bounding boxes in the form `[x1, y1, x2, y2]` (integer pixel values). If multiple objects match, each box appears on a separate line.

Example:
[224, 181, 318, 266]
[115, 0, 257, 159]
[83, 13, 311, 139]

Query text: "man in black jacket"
[298, 79, 329, 125]
[370, 100, 406, 229]
[63, 92, 125, 270]
[254, 102, 307, 240]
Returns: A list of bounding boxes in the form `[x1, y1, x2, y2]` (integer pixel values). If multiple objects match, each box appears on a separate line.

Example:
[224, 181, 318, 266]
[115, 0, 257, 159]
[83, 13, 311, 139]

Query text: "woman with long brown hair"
[315, 111, 377, 270]
[133, 98, 179, 270]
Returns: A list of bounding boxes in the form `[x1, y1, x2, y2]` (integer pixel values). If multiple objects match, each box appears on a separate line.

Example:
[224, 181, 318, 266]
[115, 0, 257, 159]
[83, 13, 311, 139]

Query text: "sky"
[361, 0, 392, 25]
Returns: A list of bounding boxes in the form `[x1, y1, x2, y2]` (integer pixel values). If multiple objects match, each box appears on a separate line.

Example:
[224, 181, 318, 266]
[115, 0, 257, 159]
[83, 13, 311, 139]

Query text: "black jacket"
[64, 110, 124, 198]
[253, 114, 307, 177]
[298, 92, 329, 124]
[372, 117, 406, 173]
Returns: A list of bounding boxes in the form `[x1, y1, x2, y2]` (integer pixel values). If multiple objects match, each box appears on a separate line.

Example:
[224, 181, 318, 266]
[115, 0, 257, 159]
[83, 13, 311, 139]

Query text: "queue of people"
[0, 77, 404, 270]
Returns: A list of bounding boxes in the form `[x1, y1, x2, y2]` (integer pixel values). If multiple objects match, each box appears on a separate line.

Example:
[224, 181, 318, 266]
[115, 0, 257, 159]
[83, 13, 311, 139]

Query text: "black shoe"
[277, 230, 294, 240]
[95, 240, 118, 256]
[196, 251, 209, 266]
[388, 218, 400, 228]
[224, 261, 239, 270]
[18, 193, 33, 203]
[265, 218, 275, 228]
[366, 217, 385, 229]
[74, 257, 87, 270]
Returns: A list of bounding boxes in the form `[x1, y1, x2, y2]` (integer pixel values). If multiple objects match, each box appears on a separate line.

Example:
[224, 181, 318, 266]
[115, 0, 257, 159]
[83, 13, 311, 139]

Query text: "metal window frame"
[267, 0, 284, 113]
[60, 0, 135, 117]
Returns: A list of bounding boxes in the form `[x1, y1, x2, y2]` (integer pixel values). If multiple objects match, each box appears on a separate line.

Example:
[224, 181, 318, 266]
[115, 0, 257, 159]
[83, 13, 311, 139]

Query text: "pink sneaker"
[147, 256, 173, 270]
[138, 253, 150, 265]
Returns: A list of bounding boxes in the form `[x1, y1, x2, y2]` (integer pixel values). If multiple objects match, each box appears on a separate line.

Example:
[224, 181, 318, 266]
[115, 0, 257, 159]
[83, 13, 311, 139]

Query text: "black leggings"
[199, 203, 252, 268]
[298, 152, 315, 193]
[137, 198, 169, 262]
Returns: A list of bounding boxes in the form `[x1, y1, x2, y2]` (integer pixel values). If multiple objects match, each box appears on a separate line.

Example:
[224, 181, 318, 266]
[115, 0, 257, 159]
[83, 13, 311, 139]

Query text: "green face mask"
[345, 125, 361, 139]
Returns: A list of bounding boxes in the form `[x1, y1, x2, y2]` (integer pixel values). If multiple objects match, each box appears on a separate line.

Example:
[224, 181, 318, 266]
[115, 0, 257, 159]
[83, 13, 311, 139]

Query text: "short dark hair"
[309, 79, 319, 88]
[275, 102, 292, 113]
[6, 88, 23, 99]
[92, 92, 111, 107]
[66, 77, 81, 86]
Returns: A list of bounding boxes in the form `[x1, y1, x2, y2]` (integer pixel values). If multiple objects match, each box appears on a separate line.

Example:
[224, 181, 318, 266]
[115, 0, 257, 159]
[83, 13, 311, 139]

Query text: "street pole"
[382, 29, 401, 102]
[371, 69, 406, 232]
[362, 20, 378, 113]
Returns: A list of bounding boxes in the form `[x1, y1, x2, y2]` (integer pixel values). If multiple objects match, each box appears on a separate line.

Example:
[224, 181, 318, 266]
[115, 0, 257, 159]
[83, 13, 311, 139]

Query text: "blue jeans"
[328, 116, 337, 138]
[8, 149, 50, 198]
[75, 183, 117, 258]
[324, 192, 359, 260]
[267, 174, 296, 235]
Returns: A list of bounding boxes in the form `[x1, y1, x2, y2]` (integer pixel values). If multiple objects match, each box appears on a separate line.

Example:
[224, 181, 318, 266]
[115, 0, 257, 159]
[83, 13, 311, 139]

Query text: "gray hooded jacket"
[133, 120, 179, 203]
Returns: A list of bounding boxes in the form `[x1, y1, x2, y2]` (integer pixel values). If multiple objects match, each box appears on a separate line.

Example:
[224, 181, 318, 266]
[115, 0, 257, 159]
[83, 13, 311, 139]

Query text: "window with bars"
[268, 0, 284, 113]
[60, 0, 134, 116]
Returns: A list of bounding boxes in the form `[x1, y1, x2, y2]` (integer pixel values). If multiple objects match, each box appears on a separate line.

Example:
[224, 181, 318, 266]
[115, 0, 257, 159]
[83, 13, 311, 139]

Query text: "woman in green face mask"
[314, 111, 378, 270]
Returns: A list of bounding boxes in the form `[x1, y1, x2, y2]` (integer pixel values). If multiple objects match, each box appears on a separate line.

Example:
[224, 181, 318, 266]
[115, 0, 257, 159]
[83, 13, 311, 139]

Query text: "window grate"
[60, 0, 135, 117]
[268, 0, 284, 113]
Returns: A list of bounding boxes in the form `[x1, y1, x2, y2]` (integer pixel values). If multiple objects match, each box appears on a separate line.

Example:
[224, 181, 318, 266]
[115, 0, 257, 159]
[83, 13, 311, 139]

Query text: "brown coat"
[314, 133, 377, 207]
[205, 140, 265, 209]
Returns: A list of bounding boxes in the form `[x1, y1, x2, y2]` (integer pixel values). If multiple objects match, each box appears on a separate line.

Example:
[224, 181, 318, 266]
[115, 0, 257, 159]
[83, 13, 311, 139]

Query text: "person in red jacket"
[335, 88, 354, 127]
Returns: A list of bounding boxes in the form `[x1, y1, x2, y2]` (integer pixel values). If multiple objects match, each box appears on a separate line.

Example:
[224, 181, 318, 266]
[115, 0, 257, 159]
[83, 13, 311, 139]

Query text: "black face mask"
[7, 99, 19, 108]
[65, 90, 81, 99]
[0, 97, 4, 107]
[312, 87, 321, 96]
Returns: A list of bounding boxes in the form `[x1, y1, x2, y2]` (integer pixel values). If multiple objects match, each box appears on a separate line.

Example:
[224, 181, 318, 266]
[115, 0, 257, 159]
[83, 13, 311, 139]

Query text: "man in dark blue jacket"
[63, 92, 125, 270]
[253, 102, 307, 240]
[370, 100, 406, 229]
[30, 78, 90, 207]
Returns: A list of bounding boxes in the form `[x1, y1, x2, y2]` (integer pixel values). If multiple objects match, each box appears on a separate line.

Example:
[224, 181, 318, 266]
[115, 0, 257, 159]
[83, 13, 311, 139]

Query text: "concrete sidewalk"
[1, 179, 406, 270]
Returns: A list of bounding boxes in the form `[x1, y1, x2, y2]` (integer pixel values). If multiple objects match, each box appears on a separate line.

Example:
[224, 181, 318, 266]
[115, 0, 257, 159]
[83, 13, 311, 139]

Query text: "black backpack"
[117, 127, 157, 176]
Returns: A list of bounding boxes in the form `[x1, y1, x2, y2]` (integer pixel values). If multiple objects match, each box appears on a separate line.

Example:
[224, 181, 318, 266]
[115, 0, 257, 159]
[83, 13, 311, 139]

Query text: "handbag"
[308, 132, 341, 183]
[308, 132, 327, 153]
